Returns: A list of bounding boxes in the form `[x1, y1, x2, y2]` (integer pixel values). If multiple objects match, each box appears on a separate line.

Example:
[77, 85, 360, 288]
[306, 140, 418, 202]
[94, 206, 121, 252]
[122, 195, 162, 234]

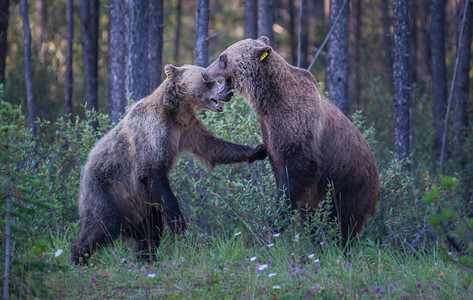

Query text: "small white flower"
[273, 233, 281, 237]
[147, 273, 156, 278]
[250, 256, 257, 262]
[267, 243, 274, 248]
[234, 231, 242, 236]
[307, 254, 315, 259]
[314, 259, 320, 263]
[294, 234, 300, 242]
[268, 272, 277, 278]
[272, 285, 281, 289]
[257, 264, 268, 271]
[54, 249, 63, 258]
[320, 241, 325, 245]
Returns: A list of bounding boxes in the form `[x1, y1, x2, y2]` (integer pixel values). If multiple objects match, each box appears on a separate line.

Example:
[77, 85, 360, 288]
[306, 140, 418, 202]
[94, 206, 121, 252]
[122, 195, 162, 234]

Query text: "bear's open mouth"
[217, 78, 233, 102]
[210, 98, 223, 112]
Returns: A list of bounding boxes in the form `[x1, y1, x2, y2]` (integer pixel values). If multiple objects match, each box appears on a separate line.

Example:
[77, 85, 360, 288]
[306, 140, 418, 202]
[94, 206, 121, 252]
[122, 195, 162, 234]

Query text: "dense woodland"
[1, 0, 473, 298]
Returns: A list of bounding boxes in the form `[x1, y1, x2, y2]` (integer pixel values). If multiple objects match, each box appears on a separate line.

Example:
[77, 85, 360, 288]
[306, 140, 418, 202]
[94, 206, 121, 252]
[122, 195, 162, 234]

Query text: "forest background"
[1, 0, 473, 298]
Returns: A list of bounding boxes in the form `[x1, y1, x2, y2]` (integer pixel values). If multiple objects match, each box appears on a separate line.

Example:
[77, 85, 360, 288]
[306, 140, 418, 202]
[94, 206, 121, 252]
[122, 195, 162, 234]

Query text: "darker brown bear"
[71, 64, 266, 264]
[202, 36, 379, 244]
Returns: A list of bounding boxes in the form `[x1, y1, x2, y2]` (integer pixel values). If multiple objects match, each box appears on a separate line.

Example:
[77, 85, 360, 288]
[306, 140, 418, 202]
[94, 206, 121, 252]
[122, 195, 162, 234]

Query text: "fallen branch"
[307, 0, 348, 71]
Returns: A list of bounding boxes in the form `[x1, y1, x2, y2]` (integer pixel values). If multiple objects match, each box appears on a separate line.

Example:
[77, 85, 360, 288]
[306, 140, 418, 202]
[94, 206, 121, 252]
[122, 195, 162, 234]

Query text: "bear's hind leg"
[71, 190, 123, 265]
[133, 206, 164, 262]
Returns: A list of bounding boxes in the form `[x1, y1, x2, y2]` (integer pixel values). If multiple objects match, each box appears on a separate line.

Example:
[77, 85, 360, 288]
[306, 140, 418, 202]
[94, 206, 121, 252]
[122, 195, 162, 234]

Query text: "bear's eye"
[218, 54, 227, 69]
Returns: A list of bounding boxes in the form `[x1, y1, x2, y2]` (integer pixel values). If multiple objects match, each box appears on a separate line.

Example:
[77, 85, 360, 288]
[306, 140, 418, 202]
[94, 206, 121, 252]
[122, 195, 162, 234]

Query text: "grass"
[41, 226, 470, 299]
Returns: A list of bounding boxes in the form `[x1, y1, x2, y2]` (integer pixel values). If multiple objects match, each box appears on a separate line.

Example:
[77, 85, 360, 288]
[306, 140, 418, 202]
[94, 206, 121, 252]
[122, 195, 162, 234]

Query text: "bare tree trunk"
[126, 0, 149, 101]
[300, 0, 313, 68]
[326, 0, 349, 115]
[3, 130, 11, 300]
[0, 0, 9, 86]
[381, 0, 393, 78]
[149, 0, 163, 90]
[65, 0, 73, 117]
[258, 0, 274, 45]
[349, 0, 361, 109]
[35, 0, 47, 59]
[393, 0, 410, 165]
[430, 0, 447, 158]
[408, 0, 417, 85]
[419, 0, 432, 80]
[323, 0, 330, 26]
[453, 0, 472, 151]
[21, 0, 35, 135]
[245, 0, 257, 39]
[194, 0, 209, 67]
[109, 0, 126, 124]
[297, 0, 303, 67]
[173, 0, 182, 62]
[80, 0, 99, 113]
[288, 0, 297, 65]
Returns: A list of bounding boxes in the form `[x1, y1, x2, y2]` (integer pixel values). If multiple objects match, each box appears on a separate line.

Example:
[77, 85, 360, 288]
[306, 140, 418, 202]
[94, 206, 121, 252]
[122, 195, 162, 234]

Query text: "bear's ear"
[164, 64, 182, 80]
[254, 46, 272, 62]
[257, 36, 270, 46]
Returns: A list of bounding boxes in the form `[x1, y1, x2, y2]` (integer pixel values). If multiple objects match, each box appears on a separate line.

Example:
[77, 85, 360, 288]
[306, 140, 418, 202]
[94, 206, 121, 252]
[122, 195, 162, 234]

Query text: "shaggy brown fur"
[71, 64, 266, 264]
[202, 37, 380, 244]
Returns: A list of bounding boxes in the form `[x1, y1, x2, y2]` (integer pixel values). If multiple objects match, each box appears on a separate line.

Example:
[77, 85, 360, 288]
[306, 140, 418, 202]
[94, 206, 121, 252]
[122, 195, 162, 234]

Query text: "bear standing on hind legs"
[201, 36, 380, 245]
[71, 64, 266, 265]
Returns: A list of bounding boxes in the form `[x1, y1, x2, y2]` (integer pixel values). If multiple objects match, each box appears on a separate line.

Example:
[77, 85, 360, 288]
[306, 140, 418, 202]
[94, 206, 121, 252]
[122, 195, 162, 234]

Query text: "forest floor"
[42, 229, 469, 299]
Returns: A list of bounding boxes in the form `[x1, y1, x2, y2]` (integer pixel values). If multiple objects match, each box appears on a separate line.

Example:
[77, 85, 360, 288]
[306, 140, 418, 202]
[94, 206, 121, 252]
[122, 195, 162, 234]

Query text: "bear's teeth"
[218, 80, 226, 94]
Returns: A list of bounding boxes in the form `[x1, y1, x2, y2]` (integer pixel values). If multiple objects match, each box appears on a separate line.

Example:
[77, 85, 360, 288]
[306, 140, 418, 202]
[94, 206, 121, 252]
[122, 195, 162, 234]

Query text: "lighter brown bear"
[71, 64, 266, 264]
[201, 36, 379, 245]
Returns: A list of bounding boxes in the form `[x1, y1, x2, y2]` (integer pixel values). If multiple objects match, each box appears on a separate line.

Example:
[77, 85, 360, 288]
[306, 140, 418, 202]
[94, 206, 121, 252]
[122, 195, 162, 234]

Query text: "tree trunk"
[109, 0, 126, 124]
[408, 0, 417, 84]
[381, 0, 393, 79]
[349, 0, 361, 109]
[245, 0, 257, 39]
[300, 0, 313, 68]
[0, 0, 9, 85]
[258, 0, 274, 45]
[430, 0, 447, 158]
[65, 0, 73, 117]
[194, 0, 209, 67]
[393, 0, 410, 164]
[325, 0, 349, 115]
[125, 0, 149, 101]
[80, 0, 99, 113]
[173, 0, 182, 62]
[21, 0, 35, 135]
[419, 0, 432, 80]
[35, 0, 47, 59]
[323, 0, 330, 27]
[149, 0, 163, 90]
[288, 0, 297, 65]
[453, 0, 472, 150]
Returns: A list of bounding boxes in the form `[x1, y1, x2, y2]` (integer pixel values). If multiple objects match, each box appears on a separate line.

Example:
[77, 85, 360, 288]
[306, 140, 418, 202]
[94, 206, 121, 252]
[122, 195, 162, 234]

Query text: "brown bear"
[201, 36, 379, 245]
[71, 64, 266, 264]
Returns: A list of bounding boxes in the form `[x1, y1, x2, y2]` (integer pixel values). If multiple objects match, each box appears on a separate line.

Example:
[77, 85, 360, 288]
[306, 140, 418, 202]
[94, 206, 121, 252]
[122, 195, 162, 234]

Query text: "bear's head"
[164, 64, 233, 113]
[200, 36, 273, 97]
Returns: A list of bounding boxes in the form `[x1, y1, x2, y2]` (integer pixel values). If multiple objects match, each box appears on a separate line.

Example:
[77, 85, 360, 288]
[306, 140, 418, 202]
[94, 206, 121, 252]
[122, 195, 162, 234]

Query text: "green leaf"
[441, 176, 459, 190]
[427, 214, 441, 227]
[440, 208, 456, 220]
[421, 186, 440, 203]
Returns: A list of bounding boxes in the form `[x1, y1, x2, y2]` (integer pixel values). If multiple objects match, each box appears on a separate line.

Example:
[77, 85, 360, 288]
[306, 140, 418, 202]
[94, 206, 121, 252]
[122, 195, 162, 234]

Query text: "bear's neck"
[235, 58, 287, 114]
[145, 81, 196, 127]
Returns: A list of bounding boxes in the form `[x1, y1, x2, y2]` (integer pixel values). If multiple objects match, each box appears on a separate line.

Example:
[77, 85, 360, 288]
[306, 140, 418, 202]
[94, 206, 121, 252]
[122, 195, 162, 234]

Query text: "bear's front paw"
[167, 215, 188, 235]
[248, 143, 267, 163]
